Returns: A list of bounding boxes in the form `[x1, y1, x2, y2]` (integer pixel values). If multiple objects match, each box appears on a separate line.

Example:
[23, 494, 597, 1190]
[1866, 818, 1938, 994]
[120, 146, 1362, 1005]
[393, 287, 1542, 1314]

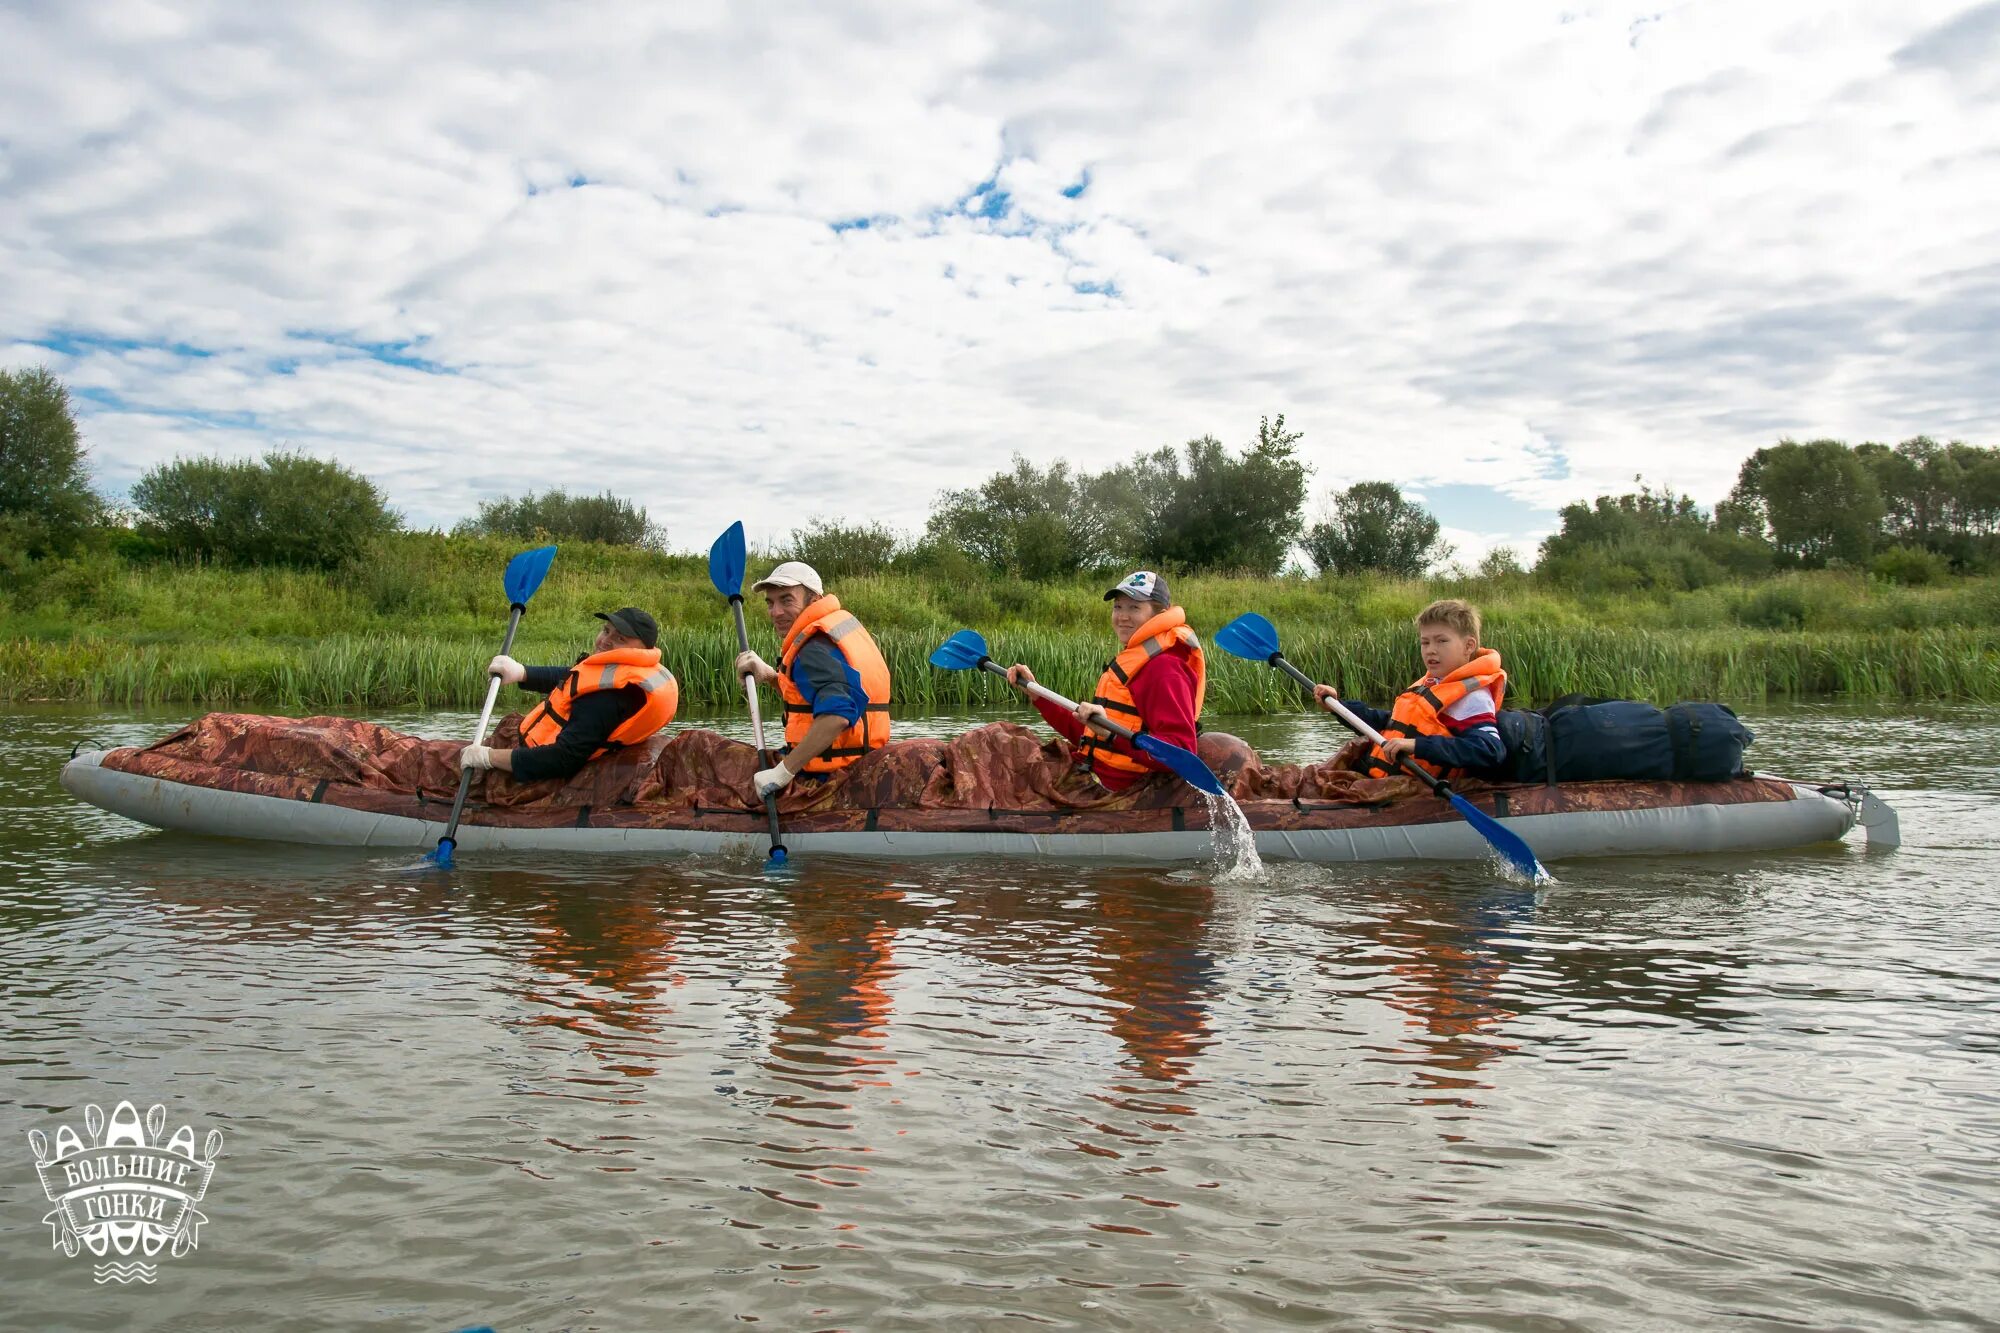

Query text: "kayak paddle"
[708, 521, 787, 865]
[1214, 612, 1548, 881]
[928, 629, 1225, 797]
[426, 544, 557, 869]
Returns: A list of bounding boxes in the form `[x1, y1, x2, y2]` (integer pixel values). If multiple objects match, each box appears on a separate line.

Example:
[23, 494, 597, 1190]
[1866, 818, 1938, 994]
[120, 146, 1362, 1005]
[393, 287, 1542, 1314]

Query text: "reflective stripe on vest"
[1075, 605, 1206, 781]
[774, 595, 893, 773]
[519, 646, 679, 758]
[1361, 648, 1506, 780]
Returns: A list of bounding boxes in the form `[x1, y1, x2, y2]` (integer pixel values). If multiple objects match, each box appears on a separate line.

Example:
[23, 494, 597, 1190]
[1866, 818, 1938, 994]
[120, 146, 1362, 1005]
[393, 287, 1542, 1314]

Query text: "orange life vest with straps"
[1077, 605, 1207, 782]
[1362, 648, 1506, 779]
[519, 646, 679, 756]
[776, 595, 893, 774]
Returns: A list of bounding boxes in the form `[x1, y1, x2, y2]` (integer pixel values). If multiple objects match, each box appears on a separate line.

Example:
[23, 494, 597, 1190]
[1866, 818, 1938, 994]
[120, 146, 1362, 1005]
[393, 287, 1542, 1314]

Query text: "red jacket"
[1033, 645, 1201, 792]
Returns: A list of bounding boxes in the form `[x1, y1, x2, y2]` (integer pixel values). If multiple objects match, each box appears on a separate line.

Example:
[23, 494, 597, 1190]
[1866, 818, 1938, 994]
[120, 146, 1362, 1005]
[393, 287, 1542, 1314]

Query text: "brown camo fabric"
[99, 713, 1800, 838]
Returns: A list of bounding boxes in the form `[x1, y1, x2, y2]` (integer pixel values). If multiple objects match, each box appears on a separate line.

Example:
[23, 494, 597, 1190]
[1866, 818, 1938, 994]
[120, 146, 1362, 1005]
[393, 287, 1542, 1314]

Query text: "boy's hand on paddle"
[460, 744, 496, 770]
[1005, 663, 1036, 689]
[1074, 701, 1115, 738]
[488, 655, 525, 684]
[1379, 737, 1418, 764]
[734, 650, 777, 686]
[1311, 683, 1340, 709]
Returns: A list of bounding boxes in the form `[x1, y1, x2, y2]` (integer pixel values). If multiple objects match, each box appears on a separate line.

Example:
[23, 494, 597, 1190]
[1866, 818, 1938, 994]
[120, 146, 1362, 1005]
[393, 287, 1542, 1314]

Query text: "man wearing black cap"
[459, 606, 680, 783]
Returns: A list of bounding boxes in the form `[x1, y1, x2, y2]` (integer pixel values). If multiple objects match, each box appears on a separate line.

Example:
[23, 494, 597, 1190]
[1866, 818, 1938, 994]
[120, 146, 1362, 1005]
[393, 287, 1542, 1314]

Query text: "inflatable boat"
[60, 712, 1898, 864]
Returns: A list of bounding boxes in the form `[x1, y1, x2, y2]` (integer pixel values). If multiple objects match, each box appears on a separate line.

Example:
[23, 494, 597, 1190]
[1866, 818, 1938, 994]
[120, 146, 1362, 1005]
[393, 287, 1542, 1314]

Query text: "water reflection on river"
[2, 704, 1996, 1330]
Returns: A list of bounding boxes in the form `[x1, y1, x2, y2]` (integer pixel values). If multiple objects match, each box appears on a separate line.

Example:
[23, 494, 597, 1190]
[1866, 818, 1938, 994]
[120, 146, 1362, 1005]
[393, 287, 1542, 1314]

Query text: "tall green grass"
[6, 531, 2000, 709]
[7, 624, 1998, 711]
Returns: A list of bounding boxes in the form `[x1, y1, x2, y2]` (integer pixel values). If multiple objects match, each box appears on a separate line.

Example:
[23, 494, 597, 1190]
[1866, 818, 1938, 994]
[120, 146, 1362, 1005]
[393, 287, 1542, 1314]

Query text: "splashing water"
[1200, 789, 1265, 881]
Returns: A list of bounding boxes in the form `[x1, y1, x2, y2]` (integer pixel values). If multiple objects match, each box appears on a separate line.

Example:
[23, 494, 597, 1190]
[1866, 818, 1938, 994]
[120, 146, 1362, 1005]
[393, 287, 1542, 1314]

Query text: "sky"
[4, 0, 1996, 564]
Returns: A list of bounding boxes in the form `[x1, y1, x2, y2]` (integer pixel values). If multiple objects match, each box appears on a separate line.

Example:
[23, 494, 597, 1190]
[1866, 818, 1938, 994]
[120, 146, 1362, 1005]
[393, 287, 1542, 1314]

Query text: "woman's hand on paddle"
[734, 650, 777, 686]
[1005, 663, 1036, 690]
[1074, 701, 1115, 738]
[488, 655, 525, 684]
[1311, 683, 1340, 710]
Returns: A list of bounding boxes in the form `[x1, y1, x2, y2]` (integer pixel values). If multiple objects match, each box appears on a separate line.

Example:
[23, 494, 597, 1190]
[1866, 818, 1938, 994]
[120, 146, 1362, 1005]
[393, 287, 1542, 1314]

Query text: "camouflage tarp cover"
[97, 713, 1801, 838]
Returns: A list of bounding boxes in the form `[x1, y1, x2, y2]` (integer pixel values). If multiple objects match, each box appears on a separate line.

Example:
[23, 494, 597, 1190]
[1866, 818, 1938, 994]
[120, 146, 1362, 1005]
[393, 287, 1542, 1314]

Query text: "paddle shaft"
[438, 603, 526, 849]
[729, 594, 787, 855]
[1267, 654, 1454, 798]
[978, 659, 1143, 744]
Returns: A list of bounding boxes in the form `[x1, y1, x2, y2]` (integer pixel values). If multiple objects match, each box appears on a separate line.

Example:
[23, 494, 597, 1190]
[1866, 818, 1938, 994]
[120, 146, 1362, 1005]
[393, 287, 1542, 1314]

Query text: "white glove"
[488, 655, 525, 684]
[460, 744, 495, 770]
[734, 650, 774, 685]
[753, 761, 796, 799]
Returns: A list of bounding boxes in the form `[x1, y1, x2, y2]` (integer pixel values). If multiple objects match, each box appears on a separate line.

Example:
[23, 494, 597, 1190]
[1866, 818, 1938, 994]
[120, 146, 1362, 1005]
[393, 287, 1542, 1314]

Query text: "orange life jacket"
[1077, 605, 1207, 782]
[519, 646, 679, 756]
[776, 595, 892, 774]
[1363, 648, 1506, 779]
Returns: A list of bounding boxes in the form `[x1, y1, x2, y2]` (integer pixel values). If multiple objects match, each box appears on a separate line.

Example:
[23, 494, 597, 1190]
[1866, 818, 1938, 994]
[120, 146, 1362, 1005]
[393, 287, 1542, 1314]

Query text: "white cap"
[751, 560, 824, 595]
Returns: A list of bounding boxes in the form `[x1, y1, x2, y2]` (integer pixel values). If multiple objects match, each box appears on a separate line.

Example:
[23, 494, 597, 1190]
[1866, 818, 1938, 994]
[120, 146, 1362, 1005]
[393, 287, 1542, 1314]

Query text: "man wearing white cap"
[733, 561, 894, 797]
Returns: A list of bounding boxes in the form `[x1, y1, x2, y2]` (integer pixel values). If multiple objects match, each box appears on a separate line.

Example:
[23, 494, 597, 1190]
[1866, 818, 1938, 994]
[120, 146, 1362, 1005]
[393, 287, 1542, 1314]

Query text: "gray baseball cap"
[1103, 570, 1171, 606]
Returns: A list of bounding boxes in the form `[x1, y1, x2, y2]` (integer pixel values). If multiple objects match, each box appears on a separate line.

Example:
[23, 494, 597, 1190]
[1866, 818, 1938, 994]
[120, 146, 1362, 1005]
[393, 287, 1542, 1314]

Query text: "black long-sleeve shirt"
[508, 665, 645, 783]
[1340, 700, 1507, 771]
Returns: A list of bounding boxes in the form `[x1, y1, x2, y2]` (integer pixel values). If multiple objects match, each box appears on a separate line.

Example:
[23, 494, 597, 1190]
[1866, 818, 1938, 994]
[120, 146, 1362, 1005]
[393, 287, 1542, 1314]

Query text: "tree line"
[5, 364, 1997, 587]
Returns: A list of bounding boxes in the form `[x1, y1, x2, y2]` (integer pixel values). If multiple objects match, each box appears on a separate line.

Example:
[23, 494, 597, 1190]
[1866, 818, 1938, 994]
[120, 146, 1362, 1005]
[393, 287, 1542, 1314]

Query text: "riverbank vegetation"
[6, 366, 1999, 710]
[4, 531, 1997, 709]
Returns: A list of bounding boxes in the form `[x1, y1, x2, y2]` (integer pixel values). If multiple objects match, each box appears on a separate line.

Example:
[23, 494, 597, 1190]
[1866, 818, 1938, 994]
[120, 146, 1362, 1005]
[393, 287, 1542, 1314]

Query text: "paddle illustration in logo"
[29, 1100, 223, 1284]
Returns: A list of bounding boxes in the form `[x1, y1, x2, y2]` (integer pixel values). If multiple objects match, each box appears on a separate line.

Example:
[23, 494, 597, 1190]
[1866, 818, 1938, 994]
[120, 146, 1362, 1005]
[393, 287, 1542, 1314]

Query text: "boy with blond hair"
[1315, 598, 1507, 778]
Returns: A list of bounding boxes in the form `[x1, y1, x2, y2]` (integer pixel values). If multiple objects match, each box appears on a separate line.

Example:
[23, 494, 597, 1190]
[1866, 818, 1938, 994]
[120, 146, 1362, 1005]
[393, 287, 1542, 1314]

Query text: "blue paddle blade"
[1135, 734, 1225, 796]
[928, 629, 992, 671]
[1215, 612, 1281, 662]
[424, 838, 455, 870]
[1446, 792, 1547, 881]
[503, 545, 558, 608]
[708, 522, 747, 597]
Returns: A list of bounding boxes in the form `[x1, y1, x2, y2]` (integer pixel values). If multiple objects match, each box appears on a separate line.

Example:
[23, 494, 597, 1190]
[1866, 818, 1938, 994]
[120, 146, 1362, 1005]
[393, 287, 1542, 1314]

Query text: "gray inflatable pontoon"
[60, 749, 1895, 864]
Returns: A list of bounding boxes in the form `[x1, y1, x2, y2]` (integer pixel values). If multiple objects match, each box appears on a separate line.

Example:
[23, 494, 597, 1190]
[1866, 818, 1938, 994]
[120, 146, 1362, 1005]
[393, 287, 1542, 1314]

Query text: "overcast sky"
[4, 1, 1995, 561]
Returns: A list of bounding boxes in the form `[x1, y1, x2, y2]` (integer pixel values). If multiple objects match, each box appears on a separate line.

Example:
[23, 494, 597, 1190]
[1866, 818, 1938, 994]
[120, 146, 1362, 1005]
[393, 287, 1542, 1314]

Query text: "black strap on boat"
[1493, 790, 1510, 818]
[1171, 807, 1185, 831]
[864, 808, 879, 831]
[574, 806, 592, 828]
[310, 779, 329, 804]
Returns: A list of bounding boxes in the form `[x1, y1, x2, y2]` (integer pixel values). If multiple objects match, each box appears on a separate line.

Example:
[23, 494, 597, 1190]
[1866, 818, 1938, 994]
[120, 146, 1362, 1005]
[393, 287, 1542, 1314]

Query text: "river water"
[2, 703, 1996, 1331]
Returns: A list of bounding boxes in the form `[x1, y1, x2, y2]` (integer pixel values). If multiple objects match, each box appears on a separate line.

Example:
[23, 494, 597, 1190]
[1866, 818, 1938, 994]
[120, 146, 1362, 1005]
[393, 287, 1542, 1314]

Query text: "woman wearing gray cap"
[732, 561, 893, 797]
[1005, 570, 1205, 793]
[459, 606, 679, 782]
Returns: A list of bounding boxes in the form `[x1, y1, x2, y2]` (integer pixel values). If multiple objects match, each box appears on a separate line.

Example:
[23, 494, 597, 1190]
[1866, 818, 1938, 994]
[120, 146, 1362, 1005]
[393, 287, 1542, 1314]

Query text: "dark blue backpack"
[1665, 702, 1754, 780]
[1477, 700, 1752, 783]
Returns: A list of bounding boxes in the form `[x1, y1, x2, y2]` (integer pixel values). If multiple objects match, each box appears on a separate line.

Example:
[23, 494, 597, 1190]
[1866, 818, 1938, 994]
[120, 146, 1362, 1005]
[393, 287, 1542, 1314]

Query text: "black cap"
[1103, 570, 1171, 606]
[594, 607, 659, 648]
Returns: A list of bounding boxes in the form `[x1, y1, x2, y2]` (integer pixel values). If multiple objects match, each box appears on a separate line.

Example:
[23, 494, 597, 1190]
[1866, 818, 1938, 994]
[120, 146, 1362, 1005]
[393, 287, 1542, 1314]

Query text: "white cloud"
[3, 0, 1995, 557]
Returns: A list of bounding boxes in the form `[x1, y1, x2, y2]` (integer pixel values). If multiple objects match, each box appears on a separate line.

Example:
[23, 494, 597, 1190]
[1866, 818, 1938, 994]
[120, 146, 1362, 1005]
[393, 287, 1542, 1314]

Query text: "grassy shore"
[5, 532, 1999, 711]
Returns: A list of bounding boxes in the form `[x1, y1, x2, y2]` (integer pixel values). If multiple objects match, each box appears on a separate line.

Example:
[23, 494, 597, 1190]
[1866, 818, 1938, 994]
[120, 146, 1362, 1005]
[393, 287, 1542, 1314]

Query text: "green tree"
[1858, 436, 2000, 566]
[925, 457, 1119, 580]
[1107, 415, 1310, 574]
[456, 489, 664, 550]
[0, 366, 104, 555]
[132, 450, 399, 569]
[1537, 480, 1770, 588]
[787, 518, 902, 578]
[1720, 439, 1882, 566]
[1302, 481, 1450, 577]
